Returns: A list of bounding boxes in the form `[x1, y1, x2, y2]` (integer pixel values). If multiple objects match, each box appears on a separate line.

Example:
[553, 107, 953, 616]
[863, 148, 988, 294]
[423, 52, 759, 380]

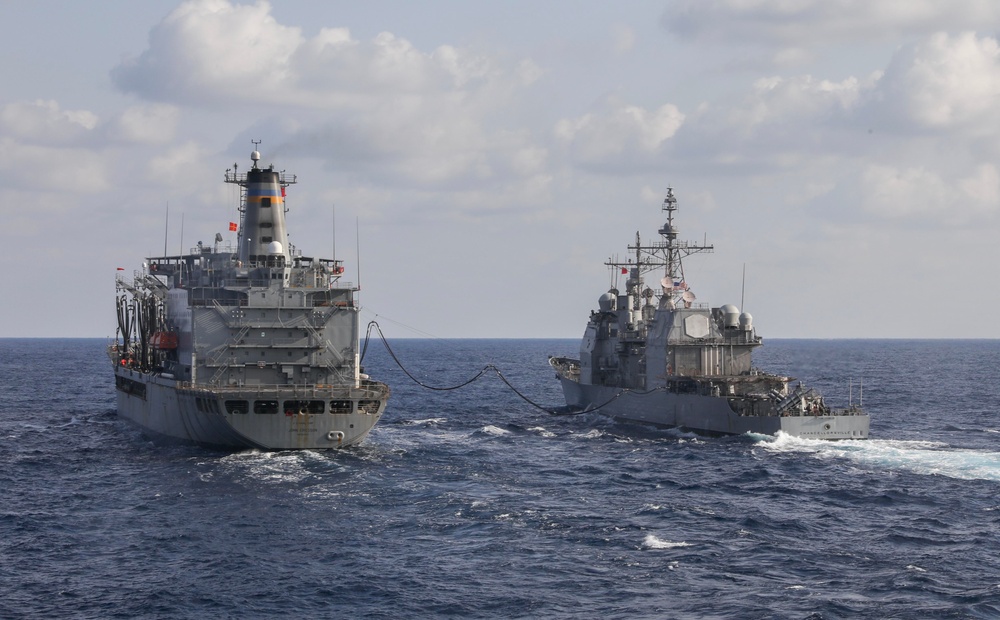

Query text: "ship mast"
[604, 187, 713, 309]
[657, 187, 713, 307]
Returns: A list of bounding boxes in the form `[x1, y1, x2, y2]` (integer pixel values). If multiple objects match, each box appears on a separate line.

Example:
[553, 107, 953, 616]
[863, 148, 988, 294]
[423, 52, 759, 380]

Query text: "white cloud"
[867, 32, 1000, 132]
[110, 0, 544, 194]
[611, 24, 636, 54]
[0, 137, 108, 194]
[0, 99, 97, 144]
[112, 0, 302, 105]
[735, 74, 862, 131]
[860, 162, 1000, 223]
[144, 140, 213, 186]
[555, 99, 685, 166]
[113, 0, 506, 108]
[860, 163, 948, 218]
[106, 104, 179, 144]
[959, 163, 1000, 207]
[662, 0, 1000, 45]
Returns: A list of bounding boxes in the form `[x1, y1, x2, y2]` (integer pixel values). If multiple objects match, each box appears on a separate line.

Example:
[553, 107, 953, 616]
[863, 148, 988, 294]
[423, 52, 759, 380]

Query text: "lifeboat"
[150, 331, 178, 350]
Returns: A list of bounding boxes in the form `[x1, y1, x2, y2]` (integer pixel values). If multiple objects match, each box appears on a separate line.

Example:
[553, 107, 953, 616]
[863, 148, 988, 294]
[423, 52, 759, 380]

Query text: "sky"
[2, 0, 999, 339]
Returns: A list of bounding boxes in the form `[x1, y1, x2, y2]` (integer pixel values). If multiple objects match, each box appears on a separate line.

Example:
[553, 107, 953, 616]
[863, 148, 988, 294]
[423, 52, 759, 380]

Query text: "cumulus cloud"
[105, 104, 179, 144]
[662, 0, 1000, 45]
[860, 162, 1000, 223]
[111, 0, 544, 194]
[112, 0, 301, 105]
[866, 32, 1000, 132]
[555, 99, 684, 168]
[0, 137, 108, 194]
[0, 100, 97, 144]
[546, 26, 1000, 230]
[732, 74, 862, 133]
[112, 0, 517, 108]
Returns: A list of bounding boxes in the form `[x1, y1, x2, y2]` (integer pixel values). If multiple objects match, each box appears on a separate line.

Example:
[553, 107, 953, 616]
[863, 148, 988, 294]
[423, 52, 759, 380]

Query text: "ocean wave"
[477, 425, 510, 437]
[398, 417, 447, 426]
[526, 426, 556, 438]
[757, 432, 1000, 481]
[643, 534, 692, 549]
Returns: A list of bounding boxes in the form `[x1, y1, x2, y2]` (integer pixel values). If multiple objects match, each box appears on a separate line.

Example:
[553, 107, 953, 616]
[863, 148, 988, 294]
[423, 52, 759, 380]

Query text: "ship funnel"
[237, 158, 290, 266]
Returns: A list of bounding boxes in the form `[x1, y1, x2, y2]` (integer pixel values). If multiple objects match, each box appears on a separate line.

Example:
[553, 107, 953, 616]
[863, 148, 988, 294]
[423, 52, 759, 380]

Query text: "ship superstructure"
[550, 188, 869, 439]
[110, 147, 389, 449]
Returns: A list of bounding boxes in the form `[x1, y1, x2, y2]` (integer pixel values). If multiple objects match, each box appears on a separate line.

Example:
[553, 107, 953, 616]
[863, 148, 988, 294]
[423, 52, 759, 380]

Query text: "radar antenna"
[603, 187, 713, 308]
[250, 139, 261, 169]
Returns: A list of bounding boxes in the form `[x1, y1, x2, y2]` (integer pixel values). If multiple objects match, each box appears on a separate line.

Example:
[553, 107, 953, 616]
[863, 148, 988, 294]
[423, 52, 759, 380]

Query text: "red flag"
[621, 267, 628, 274]
[116, 267, 125, 271]
[281, 187, 286, 197]
[229, 222, 238, 231]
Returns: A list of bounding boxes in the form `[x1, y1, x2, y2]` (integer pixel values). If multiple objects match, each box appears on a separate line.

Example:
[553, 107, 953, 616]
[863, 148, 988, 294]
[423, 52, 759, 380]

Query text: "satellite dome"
[266, 241, 283, 254]
[598, 292, 616, 312]
[739, 312, 753, 331]
[720, 304, 740, 328]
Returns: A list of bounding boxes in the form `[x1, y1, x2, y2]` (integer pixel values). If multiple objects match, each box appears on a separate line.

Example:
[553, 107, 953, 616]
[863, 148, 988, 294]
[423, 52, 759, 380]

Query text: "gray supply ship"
[550, 188, 869, 439]
[110, 146, 389, 449]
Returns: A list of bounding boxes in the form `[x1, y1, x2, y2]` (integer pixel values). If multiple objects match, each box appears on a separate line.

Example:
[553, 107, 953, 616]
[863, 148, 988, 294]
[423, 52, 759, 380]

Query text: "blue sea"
[2, 337, 1000, 619]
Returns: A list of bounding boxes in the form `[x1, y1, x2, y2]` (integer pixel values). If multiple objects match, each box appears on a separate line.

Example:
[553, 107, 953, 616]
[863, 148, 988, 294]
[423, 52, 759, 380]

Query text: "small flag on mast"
[621, 267, 628, 274]
[229, 222, 238, 231]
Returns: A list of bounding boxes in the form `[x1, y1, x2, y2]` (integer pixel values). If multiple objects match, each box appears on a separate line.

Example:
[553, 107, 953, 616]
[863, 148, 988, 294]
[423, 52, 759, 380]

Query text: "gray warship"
[550, 188, 869, 439]
[110, 146, 390, 449]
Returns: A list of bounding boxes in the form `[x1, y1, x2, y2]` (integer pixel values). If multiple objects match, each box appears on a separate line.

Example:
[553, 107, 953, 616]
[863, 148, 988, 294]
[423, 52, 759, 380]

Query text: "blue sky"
[2, 0, 999, 338]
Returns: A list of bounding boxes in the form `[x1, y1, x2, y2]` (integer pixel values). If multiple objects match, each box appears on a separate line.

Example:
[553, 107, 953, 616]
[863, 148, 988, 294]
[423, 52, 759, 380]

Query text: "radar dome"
[598, 292, 616, 312]
[251, 150, 261, 162]
[739, 312, 753, 331]
[266, 241, 283, 254]
[720, 304, 740, 328]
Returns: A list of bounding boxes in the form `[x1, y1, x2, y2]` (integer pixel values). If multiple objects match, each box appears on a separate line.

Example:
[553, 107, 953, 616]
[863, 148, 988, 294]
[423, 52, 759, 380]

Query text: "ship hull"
[115, 366, 388, 450]
[557, 375, 869, 440]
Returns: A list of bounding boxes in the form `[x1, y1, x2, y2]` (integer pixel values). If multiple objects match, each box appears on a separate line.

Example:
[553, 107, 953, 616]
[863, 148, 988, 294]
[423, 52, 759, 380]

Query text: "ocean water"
[2, 337, 1000, 619]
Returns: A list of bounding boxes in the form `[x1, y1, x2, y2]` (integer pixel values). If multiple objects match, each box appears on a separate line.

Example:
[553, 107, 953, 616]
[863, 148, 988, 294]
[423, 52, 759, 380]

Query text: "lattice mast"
[604, 188, 714, 308]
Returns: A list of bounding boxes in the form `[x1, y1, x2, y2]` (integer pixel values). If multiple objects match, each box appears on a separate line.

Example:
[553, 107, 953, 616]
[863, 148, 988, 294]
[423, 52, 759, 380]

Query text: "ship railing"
[179, 381, 388, 400]
[269, 336, 322, 347]
[185, 287, 351, 307]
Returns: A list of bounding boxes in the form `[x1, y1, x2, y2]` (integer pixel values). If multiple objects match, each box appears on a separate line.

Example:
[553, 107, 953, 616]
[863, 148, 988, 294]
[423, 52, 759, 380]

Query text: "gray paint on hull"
[558, 376, 869, 440]
[115, 368, 384, 450]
